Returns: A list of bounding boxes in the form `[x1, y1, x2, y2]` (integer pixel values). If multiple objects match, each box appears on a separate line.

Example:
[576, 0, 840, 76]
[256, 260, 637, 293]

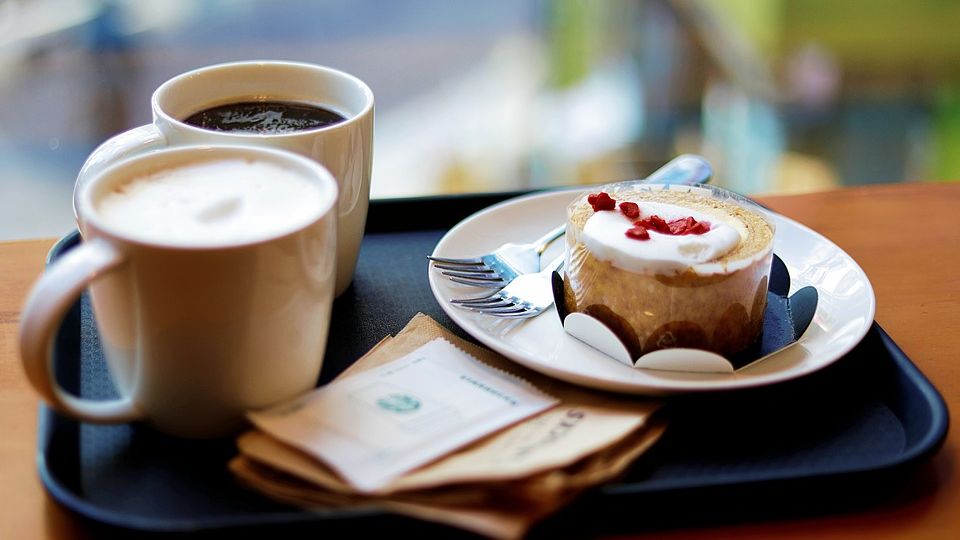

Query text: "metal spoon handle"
[644, 153, 712, 186]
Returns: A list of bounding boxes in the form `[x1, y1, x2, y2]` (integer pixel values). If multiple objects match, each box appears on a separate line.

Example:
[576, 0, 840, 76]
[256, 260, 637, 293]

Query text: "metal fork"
[428, 153, 712, 288]
[449, 255, 564, 318]
[428, 224, 564, 288]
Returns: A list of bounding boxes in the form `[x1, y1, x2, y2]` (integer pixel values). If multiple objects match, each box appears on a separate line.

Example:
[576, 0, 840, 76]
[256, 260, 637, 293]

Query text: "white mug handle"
[19, 238, 146, 422]
[74, 124, 167, 211]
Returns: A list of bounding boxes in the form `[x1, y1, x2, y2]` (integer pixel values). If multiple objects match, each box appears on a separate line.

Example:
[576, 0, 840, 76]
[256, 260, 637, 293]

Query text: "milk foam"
[582, 201, 742, 274]
[96, 158, 327, 246]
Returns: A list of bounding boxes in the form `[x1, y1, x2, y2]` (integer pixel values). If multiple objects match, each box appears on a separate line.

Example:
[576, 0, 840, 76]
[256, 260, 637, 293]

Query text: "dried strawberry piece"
[619, 201, 640, 219]
[649, 216, 671, 234]
[625, 225, 650, 240]
[638, 215, 671, 234]
[688, 221, 712, 235]
[631, 213, 711, 236]
[668, 217, 712, 235]
[587, 192, 616, 211]
[668, 217, 696, 235]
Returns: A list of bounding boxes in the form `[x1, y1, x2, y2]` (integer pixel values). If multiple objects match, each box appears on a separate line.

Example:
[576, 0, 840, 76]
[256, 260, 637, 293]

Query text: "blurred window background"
[2, 0, 959, 240]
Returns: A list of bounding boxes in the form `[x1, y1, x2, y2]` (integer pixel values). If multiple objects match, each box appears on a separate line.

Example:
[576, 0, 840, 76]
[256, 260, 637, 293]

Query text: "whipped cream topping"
[582, 201, 742, 274]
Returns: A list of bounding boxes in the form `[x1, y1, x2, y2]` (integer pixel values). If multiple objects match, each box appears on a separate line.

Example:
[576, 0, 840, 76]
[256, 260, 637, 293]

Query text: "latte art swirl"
[96, 158, 329, 247]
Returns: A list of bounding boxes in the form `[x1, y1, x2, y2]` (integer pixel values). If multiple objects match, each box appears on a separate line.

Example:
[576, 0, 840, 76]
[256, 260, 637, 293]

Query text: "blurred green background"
[1, 0, 958, 239]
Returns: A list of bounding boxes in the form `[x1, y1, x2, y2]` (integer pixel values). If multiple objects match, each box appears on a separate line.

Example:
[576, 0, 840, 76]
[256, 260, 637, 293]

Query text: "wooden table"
[1, 183, 957, 539]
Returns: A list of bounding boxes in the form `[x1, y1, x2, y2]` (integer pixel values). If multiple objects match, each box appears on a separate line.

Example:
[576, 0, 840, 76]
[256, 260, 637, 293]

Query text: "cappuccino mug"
[21, 145, 339, 438]
[75, 60, 373, 296]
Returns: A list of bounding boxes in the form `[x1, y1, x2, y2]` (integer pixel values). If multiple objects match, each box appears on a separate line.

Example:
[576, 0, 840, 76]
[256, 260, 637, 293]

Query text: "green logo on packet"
[377, 393, 421, 413]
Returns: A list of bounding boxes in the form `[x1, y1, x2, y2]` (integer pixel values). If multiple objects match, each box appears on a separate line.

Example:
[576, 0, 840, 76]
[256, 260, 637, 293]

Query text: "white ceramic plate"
[429, 189, 876, 395]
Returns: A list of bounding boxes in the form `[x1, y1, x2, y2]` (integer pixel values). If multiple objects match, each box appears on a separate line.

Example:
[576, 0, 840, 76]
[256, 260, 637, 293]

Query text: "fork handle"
[533, 224, 566, 255]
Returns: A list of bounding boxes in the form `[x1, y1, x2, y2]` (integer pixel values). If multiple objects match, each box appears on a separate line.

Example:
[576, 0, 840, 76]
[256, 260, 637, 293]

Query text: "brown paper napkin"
[231, 313, 666, 539]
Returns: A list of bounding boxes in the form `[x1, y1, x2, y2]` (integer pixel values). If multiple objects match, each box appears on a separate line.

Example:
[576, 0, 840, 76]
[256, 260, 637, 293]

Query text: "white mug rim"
[77, 145, 339, 251]
[152, 60, 374, 139]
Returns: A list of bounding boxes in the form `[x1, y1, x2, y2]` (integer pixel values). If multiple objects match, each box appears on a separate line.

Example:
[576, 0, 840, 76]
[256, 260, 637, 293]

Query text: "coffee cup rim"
[152, 60, 374, 139]
[77, 145, 339, 250]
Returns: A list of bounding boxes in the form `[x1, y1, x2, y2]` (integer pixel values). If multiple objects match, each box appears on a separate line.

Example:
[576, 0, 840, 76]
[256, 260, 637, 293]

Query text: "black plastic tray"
[38, 192, 949, 537]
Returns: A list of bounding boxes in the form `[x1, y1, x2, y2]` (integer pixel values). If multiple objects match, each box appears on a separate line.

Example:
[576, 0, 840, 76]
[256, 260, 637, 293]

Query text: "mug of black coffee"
[75, 61, 374, 296]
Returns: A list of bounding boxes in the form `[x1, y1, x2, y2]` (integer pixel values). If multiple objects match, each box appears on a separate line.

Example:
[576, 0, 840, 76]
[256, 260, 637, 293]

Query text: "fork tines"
[428, 256, 510, 288]
[450, 296, 538, 317]
[427, 256, 483, 265]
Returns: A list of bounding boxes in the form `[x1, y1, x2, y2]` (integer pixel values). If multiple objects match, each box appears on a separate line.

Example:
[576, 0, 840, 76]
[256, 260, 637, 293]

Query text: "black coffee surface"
[184, 100, 346, 134]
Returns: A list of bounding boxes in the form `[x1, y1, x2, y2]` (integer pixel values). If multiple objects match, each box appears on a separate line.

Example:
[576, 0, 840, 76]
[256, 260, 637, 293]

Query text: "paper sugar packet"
[235, 314, 665, 538]
[230, 420, 666, 539]
[248, 337, 559, 492]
